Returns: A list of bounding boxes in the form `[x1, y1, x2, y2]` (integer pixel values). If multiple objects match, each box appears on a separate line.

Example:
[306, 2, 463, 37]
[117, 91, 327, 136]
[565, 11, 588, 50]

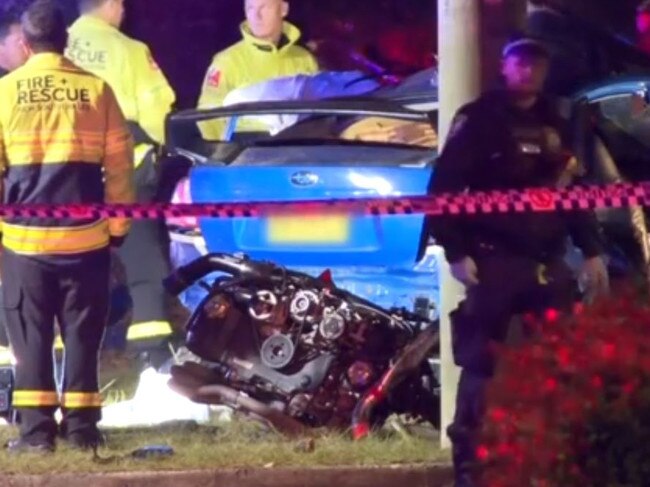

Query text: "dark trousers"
[1, 249, 110, 444]
[447, 250, 576, 486]
[115, 150, 172, 340]
[116, 219, 170, 325]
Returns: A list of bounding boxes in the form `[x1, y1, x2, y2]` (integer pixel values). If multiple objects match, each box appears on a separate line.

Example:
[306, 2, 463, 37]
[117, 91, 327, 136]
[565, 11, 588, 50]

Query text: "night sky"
[57, 0, 436, 109]
[53, 0, 645, 109]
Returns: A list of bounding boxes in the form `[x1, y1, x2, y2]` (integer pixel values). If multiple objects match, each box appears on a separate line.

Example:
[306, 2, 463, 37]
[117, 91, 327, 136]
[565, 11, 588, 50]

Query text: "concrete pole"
[437, 0, 481, 141]
[436, 0, 481, 449]
[435, 0, 528, 450]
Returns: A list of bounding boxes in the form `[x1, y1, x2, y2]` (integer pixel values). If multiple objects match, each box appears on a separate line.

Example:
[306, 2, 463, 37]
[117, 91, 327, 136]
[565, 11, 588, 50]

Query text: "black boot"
[447, 370, 489, 487]
[448, 423, 479, 487]
[5, 437, 55, 454]
[60, 423, 105, 450]
[66, 430, 105, 450]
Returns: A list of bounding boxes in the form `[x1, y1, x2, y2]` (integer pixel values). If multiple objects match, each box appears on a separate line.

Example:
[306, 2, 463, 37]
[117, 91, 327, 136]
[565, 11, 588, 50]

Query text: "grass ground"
[0, 417, 447, 475]
[4, 347, 446, 475]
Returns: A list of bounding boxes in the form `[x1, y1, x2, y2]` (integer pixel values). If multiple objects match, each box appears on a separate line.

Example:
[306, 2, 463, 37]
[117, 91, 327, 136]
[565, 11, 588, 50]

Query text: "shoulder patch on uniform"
[447, 113, 467, 140]
[205, 67, 222, 88]
[147, 51, 160, 71]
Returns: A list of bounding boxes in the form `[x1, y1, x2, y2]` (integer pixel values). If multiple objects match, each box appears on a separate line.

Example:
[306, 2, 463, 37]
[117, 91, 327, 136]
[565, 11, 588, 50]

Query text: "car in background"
[568, 75, 650, 282]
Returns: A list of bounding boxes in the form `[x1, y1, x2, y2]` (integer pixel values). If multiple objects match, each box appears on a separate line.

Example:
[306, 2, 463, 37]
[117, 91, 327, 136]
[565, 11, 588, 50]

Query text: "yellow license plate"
[266, 215, 349, 244]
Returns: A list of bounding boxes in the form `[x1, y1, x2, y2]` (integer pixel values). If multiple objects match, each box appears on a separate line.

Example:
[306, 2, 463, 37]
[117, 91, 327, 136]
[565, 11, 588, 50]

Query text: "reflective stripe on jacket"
[0, 53, 135, 256]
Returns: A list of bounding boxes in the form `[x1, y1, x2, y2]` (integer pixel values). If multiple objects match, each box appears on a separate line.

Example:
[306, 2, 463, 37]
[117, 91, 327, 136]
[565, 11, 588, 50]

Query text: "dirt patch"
[0, 464, 453, 487]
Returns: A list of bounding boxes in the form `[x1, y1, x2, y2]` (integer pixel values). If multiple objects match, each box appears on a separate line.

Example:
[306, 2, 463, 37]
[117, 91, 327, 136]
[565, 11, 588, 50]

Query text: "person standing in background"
[0, 1, 29, 77]
[197, 0, 318, 139]
[429, 35, 609, 486]
[66, 0, 177, 352]
[0, 1, 30, 367]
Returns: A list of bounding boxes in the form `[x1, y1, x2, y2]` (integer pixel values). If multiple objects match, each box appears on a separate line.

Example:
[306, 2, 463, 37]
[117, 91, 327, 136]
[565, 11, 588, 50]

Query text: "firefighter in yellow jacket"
[66, 0, 176, 349]
[0, 0, 134, 452]
[198, 0, 319, 139]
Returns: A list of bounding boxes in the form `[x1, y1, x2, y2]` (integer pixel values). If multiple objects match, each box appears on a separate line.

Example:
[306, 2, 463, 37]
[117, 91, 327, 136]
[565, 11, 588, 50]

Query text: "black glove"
[109, 236, 126, 248]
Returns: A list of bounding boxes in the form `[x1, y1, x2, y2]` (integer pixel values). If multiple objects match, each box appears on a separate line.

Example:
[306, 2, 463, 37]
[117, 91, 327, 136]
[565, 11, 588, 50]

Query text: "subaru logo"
[290, 171, 319, 187]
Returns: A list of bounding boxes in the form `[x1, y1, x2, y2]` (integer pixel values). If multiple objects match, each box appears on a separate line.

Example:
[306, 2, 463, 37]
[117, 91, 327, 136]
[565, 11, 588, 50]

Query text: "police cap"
[501, 34, 550, 59]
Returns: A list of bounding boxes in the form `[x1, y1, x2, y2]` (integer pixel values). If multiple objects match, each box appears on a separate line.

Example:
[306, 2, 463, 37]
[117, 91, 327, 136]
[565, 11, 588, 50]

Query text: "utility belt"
[126, 121, 165, 202]
[472, 240, 563, 286]
[469, 232, 567, 266]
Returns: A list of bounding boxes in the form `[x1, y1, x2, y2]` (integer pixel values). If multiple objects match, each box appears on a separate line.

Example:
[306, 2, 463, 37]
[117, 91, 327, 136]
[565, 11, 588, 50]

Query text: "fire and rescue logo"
[205, 67, 221, 88]
[65, 39, 107, 68]
[16, 75, 91, 112]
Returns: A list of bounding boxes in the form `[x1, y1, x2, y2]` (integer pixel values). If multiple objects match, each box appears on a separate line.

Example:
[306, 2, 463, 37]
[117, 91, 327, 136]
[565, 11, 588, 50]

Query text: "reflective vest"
[66, 15, 176, 165]
[0, 53, 134, 256]
[197, 21, 318, 139]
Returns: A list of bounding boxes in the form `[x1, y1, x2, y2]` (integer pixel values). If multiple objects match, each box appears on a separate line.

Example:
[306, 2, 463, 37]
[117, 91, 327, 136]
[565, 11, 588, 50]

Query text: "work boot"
[61, 425, 106, 450]
[448, 423, 479, 487]
[67, 432, 105, 450]
[452, 456, 478, 487]
[5, 437, 55, 454]
[447, 370, 489, 487]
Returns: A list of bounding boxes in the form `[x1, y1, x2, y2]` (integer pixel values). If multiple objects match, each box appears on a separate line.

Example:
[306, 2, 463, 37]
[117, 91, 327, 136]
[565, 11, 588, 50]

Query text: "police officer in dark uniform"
[429, 35, 609, 486]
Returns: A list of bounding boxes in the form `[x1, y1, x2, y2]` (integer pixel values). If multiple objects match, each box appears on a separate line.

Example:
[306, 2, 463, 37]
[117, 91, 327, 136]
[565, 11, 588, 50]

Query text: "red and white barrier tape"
[4, 181, 650, 219]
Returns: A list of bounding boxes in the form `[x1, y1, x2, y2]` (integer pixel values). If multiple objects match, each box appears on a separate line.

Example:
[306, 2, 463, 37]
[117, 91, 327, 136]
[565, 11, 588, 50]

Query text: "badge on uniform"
[536, 263, 549, 285]
[206, 67, 221, 88]
[446, 113, 467, 140]
[519, 142, 542, 154]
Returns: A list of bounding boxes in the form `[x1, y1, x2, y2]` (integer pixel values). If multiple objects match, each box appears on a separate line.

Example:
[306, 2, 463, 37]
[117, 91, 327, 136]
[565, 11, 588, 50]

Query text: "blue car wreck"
[162, 71, 441, 317]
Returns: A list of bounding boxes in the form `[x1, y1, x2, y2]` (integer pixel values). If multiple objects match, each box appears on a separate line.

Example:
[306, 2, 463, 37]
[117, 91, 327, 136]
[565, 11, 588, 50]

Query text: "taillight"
[168, 177, 199, 230]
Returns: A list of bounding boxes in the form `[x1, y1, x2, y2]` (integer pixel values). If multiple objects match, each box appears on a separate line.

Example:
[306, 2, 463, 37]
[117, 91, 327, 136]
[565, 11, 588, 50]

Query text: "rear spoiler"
[164, 98, 432, 146]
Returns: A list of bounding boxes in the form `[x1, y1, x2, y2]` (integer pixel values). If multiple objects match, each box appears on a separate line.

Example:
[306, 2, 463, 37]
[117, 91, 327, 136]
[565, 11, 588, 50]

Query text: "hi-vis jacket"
[66, 15, 175, 164]
[197, 21, 318, 139]
[0, 53, 135, 256]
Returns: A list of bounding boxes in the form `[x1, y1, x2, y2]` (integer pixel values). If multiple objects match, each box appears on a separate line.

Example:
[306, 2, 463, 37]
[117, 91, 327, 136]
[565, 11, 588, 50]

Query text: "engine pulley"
[248, 290, 278, 321]
[290, 290, 320, 322]
[319, 311, 346, 341]
[260, 334, 295, 369]
[347, 361, 375, 390]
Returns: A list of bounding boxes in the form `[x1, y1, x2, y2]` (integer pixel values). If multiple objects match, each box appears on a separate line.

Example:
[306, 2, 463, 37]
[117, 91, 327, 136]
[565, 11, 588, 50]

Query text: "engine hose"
[194, 384, 310, 438]
[350, 326, 439, 440]
[351, 369, 393, 440]
[163, 255, 217, 295]
[163, 253, 268, 295]
[168, 362, 309, 438]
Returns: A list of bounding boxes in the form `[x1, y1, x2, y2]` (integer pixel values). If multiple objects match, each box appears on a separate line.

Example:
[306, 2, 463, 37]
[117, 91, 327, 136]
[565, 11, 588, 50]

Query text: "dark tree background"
[54, 0, 646, 109]
[57, 0, 437, 108]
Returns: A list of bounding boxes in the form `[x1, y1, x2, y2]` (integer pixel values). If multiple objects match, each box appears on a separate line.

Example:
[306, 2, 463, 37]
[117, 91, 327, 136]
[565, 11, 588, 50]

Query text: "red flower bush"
[479, 289, 650, 487]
